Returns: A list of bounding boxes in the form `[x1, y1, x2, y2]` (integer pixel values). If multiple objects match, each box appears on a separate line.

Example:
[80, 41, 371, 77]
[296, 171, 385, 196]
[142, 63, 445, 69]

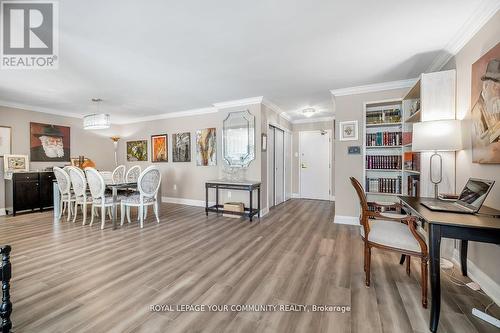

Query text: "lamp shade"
[83, 113, 110, 130]
[412, 119, 462, 152]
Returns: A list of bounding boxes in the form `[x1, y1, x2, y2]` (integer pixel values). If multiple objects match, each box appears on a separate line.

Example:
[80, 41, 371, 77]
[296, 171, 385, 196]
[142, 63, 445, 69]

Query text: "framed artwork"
[4, 154, 29, 172]
[471, 42, 500, 164]
[261, 133, 267, 152]
[196, 128, 216, 166]
[339, 120, 358, 141]
[151, 134, 168, 162]
[0, 126, 12, 157]
[30, 122, 71, 162]
[127, 140, 148, 161]
[172, 132, 191, 162]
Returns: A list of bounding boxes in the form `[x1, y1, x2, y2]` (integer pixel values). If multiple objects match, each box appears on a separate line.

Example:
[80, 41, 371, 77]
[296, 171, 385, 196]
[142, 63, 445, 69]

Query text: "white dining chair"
[53, 167, 76, 221]
[68, 167, 92, 225]
[112, 165, 126, 184]
[125, 165, 141, 183]
[86, 167, 123, 230]
[120, 166, 161, 228]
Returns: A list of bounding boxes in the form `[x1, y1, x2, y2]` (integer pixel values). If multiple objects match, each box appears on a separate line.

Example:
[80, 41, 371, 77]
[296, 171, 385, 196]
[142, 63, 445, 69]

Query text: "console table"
[205, 180, 261, 221]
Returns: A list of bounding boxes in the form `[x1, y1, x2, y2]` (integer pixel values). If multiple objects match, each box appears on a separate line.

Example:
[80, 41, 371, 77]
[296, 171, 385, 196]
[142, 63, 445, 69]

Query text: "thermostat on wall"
[348, 146, 361, 154]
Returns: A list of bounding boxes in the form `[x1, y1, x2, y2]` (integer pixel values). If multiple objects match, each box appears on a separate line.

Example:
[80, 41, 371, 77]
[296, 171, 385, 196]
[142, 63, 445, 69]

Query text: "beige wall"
[0, 106, 118, 211]
[291, 120, 335, 196]
[117, 103, 263, 208]
[442, 12, 500, 287]
[333, 88, 409, 218]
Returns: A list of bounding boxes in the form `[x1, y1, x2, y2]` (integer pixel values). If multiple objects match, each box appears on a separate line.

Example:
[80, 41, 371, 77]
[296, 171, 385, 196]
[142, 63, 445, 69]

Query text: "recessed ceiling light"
[302, 108, 316, 118]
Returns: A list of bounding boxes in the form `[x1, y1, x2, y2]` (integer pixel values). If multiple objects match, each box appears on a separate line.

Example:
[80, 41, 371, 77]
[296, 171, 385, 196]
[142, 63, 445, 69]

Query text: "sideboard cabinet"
[4, 171, 55, 216]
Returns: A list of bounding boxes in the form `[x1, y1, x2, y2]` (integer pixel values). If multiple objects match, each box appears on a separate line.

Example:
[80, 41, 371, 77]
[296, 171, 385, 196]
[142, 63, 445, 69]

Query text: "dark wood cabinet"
[5, 171, 55, 216]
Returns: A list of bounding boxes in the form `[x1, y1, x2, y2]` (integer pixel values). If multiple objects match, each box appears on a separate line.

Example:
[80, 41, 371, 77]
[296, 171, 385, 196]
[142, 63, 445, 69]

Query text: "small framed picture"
[4, 154, 29, 173]
[339, 120, 358, 141]
[261, 133, 267, 152]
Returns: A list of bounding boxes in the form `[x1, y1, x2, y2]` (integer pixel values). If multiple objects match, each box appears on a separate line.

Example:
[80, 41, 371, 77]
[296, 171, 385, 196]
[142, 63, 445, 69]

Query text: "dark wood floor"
[0, 199, 498, 333]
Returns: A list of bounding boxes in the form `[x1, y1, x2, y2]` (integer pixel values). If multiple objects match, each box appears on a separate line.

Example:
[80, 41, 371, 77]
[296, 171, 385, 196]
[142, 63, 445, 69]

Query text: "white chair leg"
[120, 203, 125, 226]
[73, 203, 78, 223]
[90, 204, 95, 226]
[144, 206, 148, 219]
[139, 205, 144, 228]
[107, 207, 113, 220]
[154, 203, 159, 223]
[59, 198, 64, 219]
[67, 200, 72, 221]
[62, 200, 67, 214]
[82, 202, 87, 226]
[101, 206, 106, 230]
[126, 206, 131, 223]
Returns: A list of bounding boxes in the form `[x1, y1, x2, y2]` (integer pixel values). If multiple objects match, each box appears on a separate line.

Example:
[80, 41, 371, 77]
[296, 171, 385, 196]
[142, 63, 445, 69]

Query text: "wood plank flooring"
[0, 199, 498, 333]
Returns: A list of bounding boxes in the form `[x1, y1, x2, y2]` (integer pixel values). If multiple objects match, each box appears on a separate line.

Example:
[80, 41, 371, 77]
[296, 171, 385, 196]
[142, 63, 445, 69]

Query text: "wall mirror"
[223, 110, 255, 167]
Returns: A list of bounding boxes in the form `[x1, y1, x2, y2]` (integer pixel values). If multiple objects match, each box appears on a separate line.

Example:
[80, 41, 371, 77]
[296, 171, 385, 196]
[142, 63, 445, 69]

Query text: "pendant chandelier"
[83, 98, 110, 130]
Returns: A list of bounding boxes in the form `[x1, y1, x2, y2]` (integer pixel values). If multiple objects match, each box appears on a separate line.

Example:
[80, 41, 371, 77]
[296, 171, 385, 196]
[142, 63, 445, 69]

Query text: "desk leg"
[249, 189, 253, 222]
[257, 187, 261, 218]
[215, 186, 219, 214]
[112, 187, 117, 230]
[429, 224, 442, 333]
[460, 240, 468, 277]
[205, 185, 209, 216]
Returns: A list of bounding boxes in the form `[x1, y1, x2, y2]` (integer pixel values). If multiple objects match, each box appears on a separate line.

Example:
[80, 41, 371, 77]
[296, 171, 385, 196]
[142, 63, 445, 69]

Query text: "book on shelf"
[365, 176, 402, 194]
[366, 108, 401, 125]
[402, 132, 412, 145]
[366, 155, 402, 170]
[403, 152, 421, 171]
[407, 175, 420, 197]
[366, 131, 402, 146]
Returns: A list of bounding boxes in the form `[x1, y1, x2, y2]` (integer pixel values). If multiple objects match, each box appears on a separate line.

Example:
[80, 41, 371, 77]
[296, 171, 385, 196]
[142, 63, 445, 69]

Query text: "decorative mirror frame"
[222, 110, 256, 167]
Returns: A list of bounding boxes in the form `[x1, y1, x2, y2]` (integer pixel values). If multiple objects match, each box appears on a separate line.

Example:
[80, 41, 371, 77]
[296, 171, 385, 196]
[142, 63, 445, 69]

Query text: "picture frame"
[151, 134, 168, 163]
[261, 133, 267, 152]
[4, 154, 29, 173]
[196, 128, 216, 166]
[172, 132, 191, 162]
[339, 120, 358, 141]
[0, 126, 12, 157]
[126, 140, 148, 162]
[30, 122, 71, 162]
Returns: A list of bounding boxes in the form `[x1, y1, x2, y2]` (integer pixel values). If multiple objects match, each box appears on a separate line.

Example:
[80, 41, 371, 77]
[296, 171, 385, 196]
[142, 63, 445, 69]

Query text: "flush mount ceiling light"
[302, 108, 316, 118]
[83, 98, 110, 130]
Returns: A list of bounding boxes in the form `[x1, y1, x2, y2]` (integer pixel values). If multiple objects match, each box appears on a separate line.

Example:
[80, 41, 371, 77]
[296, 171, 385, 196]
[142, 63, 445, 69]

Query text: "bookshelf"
[363, 100, 404, 199]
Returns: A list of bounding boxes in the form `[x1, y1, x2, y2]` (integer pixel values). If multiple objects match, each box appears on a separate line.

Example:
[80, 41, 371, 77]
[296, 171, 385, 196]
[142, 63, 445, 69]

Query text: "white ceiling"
[0, 0, 494, 122]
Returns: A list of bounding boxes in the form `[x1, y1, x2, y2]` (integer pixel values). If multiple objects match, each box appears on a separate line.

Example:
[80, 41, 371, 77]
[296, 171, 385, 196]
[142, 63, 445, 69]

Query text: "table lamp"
[412, 119, 462, 198]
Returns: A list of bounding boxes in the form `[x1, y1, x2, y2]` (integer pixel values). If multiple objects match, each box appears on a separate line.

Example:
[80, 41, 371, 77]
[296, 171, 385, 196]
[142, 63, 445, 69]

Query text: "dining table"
[53, 172, 162, 229]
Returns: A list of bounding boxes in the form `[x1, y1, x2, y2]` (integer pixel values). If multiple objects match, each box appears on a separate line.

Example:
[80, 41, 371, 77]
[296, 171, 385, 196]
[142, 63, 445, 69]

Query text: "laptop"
[421, 178, 495, 214]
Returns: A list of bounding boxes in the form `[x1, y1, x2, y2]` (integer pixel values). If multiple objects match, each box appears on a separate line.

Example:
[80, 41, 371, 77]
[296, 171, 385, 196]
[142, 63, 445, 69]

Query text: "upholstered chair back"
[85, 167, 105, 200]
[138, 166, 161, 198]
[53, 167, 71, 195]
[126, 165, 141, 183]
[112, 165, 126, 184]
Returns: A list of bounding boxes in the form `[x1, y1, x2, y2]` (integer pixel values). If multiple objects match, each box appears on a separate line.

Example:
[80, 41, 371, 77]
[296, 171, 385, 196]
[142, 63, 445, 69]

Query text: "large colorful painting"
[196, 128, 216, 166]
[172, 132, 191, 162]
[151, 134, 168, 162]
[127, 140, 148, 161]
[30, 122, 70, 162]
[471, 42, 500, 164]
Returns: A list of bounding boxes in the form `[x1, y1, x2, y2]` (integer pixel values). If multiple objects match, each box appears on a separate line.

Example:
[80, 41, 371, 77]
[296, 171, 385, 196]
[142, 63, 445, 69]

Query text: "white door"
[274, 128, 285, 205]
[285, 131, 292, 200]
[299, 130, 331, 200]
[268, 126, 275, 208]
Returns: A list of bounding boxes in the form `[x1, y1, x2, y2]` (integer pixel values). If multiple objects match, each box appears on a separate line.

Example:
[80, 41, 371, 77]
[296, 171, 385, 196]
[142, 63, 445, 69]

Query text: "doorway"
[299, 130, 331, 200]
[268, 125, 290, 208]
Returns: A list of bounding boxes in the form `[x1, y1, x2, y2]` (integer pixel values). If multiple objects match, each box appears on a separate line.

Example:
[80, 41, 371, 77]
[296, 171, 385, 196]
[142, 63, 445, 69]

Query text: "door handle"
[301, 163, 307, 169]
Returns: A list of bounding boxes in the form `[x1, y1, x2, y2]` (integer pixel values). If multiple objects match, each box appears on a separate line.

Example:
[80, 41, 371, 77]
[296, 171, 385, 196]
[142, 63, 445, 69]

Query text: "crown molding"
[330, 78, 417, 97]
[292, 116, 335, 124]
[0, 100, 84, 119]
[213, 96, 263, 109]
[262, 98, 293, 122]
[115, 107, 217, 124]
[426, 0, 500, 72]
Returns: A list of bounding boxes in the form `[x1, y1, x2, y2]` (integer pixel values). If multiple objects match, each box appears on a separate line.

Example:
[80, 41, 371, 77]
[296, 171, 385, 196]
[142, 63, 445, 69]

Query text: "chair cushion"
[93, 195, 124, 204]
[360, 220, 422, 253]
[121, 194, 155, 204]
[380, 212, 408, 219]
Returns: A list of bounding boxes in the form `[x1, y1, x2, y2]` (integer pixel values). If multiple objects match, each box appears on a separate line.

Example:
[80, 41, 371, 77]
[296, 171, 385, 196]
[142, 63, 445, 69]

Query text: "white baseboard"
[0, 208, 5, 216]
[452, 249, 500, 306]
[162, 196, 214, 207]
[291, 193, 300, 198]
[333, 215, 359, 225]
[260, 207, 269, 217]
[330, 195, 335, 201]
